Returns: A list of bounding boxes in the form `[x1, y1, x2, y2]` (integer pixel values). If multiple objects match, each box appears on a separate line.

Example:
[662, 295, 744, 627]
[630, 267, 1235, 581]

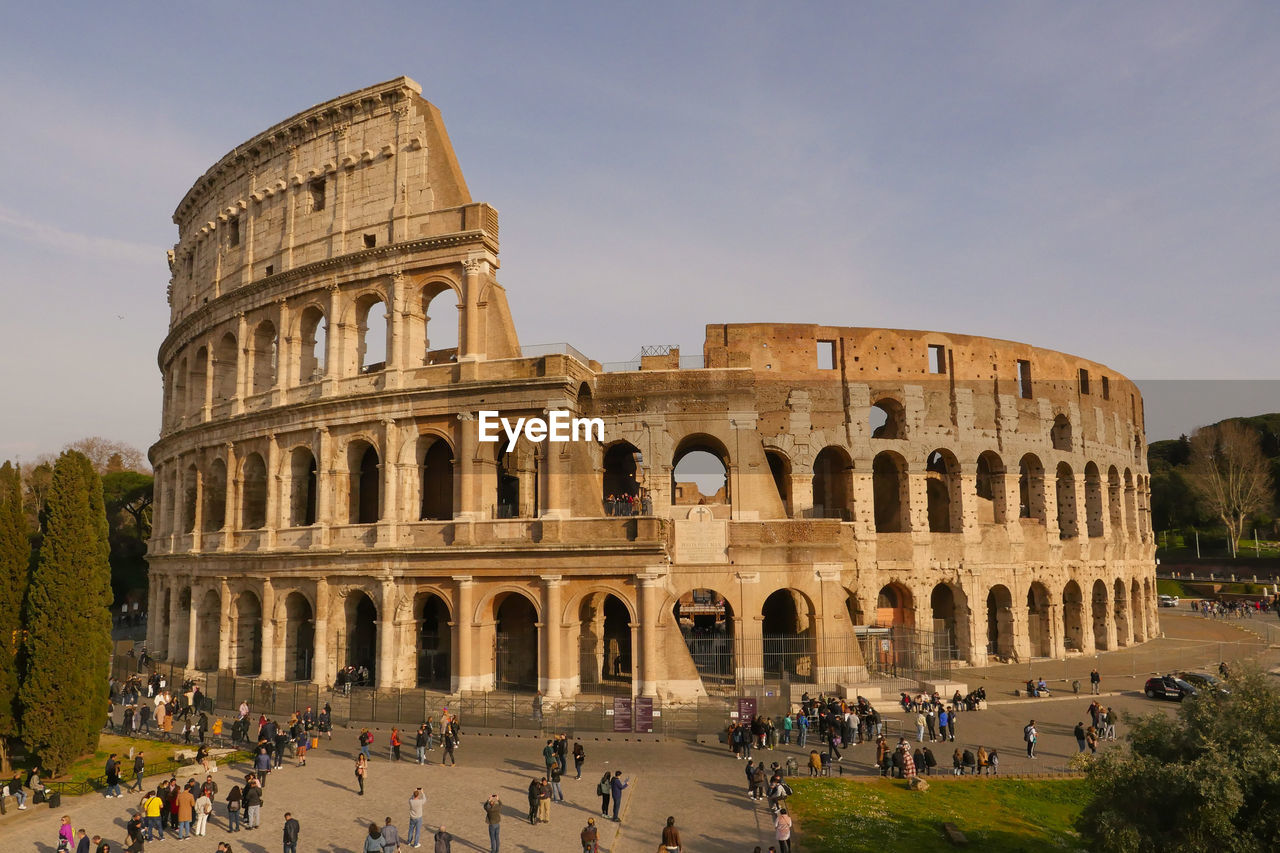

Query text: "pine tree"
[19, 450, 113, 774]
[0, 462, 30, 772]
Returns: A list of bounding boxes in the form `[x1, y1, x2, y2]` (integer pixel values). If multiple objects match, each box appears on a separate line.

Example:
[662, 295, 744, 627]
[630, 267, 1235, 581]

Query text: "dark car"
[1144, 675, 1197, 701]
[1178, 672, 1230, 695]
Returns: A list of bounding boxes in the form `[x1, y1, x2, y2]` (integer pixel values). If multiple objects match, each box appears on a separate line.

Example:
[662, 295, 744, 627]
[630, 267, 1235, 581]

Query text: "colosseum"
[146, 76, 1158, 704]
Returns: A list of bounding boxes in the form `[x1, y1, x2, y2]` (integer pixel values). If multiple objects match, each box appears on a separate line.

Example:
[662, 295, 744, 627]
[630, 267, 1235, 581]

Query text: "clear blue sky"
[3, 1, 1279, 462]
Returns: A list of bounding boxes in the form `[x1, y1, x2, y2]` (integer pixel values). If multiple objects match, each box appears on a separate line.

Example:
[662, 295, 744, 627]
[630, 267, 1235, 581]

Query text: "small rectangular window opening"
[927, 344, 946, 374]
[185, 254, 194, 278]
[363, 233, 376, 249]
[227, 215, 240, 247]
[1101, 376, 1110, 400]
[265, 264, 274, 277]
[817, 340, 836, 370]
[308, 178, 326, 212]
[1017, 360, 1033, 399]
[1079, 368, 1090, 394]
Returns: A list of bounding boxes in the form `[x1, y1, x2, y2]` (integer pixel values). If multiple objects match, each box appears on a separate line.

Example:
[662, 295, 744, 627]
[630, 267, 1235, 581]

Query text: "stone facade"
[147, 77, 1159, 702]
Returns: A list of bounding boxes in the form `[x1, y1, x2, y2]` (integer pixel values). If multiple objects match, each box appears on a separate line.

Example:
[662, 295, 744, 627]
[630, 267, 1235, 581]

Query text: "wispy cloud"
[0, 204, 162, 267]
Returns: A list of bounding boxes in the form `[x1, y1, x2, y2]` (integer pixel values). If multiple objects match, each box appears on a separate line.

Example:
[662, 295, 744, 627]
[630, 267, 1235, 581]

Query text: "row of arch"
[163, 279, 461, 426]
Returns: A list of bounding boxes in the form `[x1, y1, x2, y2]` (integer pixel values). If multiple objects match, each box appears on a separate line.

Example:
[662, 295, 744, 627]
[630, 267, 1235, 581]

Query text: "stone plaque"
[674, 506, 728, 564]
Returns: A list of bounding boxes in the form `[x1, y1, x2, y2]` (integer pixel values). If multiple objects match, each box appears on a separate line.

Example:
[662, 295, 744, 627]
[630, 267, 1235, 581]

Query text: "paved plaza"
[4, 609, 1277, 853]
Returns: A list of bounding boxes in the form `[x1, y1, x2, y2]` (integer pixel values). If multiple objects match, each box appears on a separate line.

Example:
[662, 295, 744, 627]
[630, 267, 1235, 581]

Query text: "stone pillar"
[265, 433, 280, 550]
[638, 574, 664, 696]
[218, 579, 232, 671]
[186, 587, 199, 670]
[260, 578, 276, 680]
[273, 298, 291, 398]
[386, 272, 403, 382]
[233, 311, 249, 415]
[379, 418, 400, 544]
[169, 463, 183, 545]
[201, 340, 214, 422]
[906, 463, 930, 533]
[314, 427, 332, 545]
[542, 440, 568, 519]
[324, 283, 342, 383]
[1048, 601, 1064, 659]
[456, 414, 480, 519]
[377, 579, 397, 688]
[460, 258, 484, 360]
[312, 577, 330, 688]
[453, 576, 475, 693]
[541, 576, 565, 698]
[221, 442, 238, 552]
[191, 463, 204, 551]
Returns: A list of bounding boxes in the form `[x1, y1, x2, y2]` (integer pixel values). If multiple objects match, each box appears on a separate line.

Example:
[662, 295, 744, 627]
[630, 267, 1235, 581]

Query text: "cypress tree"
[0, 462, 29, 772]
[19, 450, 113, 774]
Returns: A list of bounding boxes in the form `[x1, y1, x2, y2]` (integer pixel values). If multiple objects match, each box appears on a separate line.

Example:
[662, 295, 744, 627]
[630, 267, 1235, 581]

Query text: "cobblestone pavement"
[4, 610, 1276, 853]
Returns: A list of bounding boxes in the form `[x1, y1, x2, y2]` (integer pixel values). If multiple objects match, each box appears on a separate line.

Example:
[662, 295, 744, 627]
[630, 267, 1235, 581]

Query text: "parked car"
[1144, 675, 1197, 701]
[1178, 671, 1230, 695]
[1158, 594, 1180, 607]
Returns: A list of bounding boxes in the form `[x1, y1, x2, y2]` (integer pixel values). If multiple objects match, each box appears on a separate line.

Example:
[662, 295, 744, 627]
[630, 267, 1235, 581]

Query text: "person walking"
[482, 793, 501, 853]
[283, 812, 301, 853]
[194, 789, 212, 836]
[775, 808, 793, 853]
[390, 728, 403, 762]
[433, 825, 452, 853]
[380, 816, 401, 853]
[580, 816, 599, 853]
[244, 778, 263, 829]
[536, 777, 551, 824]
[359, 728, 373, 760]
[598, 770, 612, 816]
[355, 753, 369, 795]
[527, 778, 540, 825]
[415, 725, 428, 765]
[176, 784, 196, 839]
[549, 763, 565, 802]
[364, 823, 385, 853]
[225, 784, 242, 833]
[532, 691, 544, 724]
[105, 754, 123, 798]
[1074, 721, 1087, 752]
[142, 789, 164, 840]
[125, 813, 145, 853]
[1090, 668, 1101, 694]
[609, 770, 629, 822]
[661, 815, 682, 852]
[573, 741, 585, 779]
[1024, 720, 1038, 759]
[130, 752, 146, 792]
[442, 731, 456, 766]
[407, 787, 426, 848]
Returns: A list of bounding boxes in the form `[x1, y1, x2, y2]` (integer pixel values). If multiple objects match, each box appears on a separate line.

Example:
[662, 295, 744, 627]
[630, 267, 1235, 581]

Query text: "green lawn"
[787, 777, 1089, 852]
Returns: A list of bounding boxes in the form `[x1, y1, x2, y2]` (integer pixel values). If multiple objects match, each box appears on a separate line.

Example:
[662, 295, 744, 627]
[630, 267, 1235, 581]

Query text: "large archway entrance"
[1026, 582, 1052, 657]
[282, 592, 314, 682]
[930, 583, 966, 661]
[1091, 580, 1110, 651]
[193, 589, 220, 671]
[416, 593, 452, 690]
[674, 589, 734, 689]
[872, 452, 908, 532]
[344, 592, 378, 681]
[420, 439, 454, 520]
[812, 447, 854, 521]
[233, 591, 263, 676]
[762, 589, 816, 681]
[578, 593, 633, 691]
[986, 585, 1014, 660]
[1130, 579, 1145, 642]
[1062, 581, 1084, 651]
[602, 443, 642, 515]
[1113, 578, 1131, 646]
[495, 593, 538, 691]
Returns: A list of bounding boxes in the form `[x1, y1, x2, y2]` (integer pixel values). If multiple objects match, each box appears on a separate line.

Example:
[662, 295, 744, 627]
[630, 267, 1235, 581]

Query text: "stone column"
[379, 418, 400, 544]
[260, 578, 276, 680]
[386, 272, 403, 383]
[312, 577, 330, 688]
[233, 311, 249, 415]
[638, 573, 665, 696]
[541, 576, 565, 698]
[191, 462, 204, 551]
[218, 579, 232, 671]
[167, 580, 183, 661]
[906, 463, 930, 533]
[221, 442, 238, 552]
[201, 342, 214, 422]
[265, 433, 280, 550]
[453, 576, 474, 693]
[456, 414, 480, 519]
[324, 283, 342, 385]
[460, 258, 484, 360]
[542, 439, 568, 519]
[273, 298, 291, 399]
[186, 586, 200, 670]
[377, 579, 397, 688]
[314, 427, 332, 546]
[169, 463, 183, 545]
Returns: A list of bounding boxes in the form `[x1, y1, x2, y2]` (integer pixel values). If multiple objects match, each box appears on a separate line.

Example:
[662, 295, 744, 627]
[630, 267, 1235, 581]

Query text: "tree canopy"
[0, 462, 29, 771]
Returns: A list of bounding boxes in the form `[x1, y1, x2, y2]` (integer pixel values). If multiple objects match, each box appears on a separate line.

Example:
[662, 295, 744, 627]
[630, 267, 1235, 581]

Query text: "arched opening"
[422, 286, 460, 365]
[872, 451, 909, 532]
[420, 439, 454, 520]
[602, 442, 642, 515]
[812, 446, 854, 521]
[1018, 454, 1046, 521]
[1051, 414, 1072, 452]
[416, 593, 451, 689]
[926, 449, 961, 533]
[578, 593, 633, 691]
[765, 450, 792, 518]
[1084, 463, 1104, 538]
[496, 438, 538, 519]
[986, 585, 1014, 659]
[1130, 579, 1145, 642]
[182, 464, 198, 534]
[1056, 462, 1078, 538]
[1124, 469, 1138, 538]
[674, 589, 734, 689]
[1062, 580, 1084, 651]
[1107, 466, 1123, 534]
[1026, 582, 1052, 657]
[289, 447, 318, 527]
[299, 307, 327, 381]
[344, 592, 378, 681]
[233, 591, 263, 676]
[172, 587, 192, 664]
[762, 589, 816, 680]
[202, 458, 226, 532]
[356, 295, 388, 373]
[975, 451, 1007, 524]
[250, 320, 277, 395]
[876, 583, 914, 628]
[1113, 578, 1131, 647]
[870, 398, 905, 440]
[189, 346, 207, 414]
[212, 332, 237, 401]
[158, 587, 172, 658]
[1091, 579, 1110, 651]
[348, 442, 380, 524]
[672, 436, 730, 506]
[240, 452, 267, 530]
[282, 592, 314, 681]
[494, 593, 538, 691]
[930, 584, 965, 661]
[193, 589, 220, 671]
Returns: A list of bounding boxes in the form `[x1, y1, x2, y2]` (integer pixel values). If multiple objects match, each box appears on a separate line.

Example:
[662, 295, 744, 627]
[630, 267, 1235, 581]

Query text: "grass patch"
[52, 735, 191, 784]
[1157, 578, 1187, 596]
[788, 777, 1089, 852]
